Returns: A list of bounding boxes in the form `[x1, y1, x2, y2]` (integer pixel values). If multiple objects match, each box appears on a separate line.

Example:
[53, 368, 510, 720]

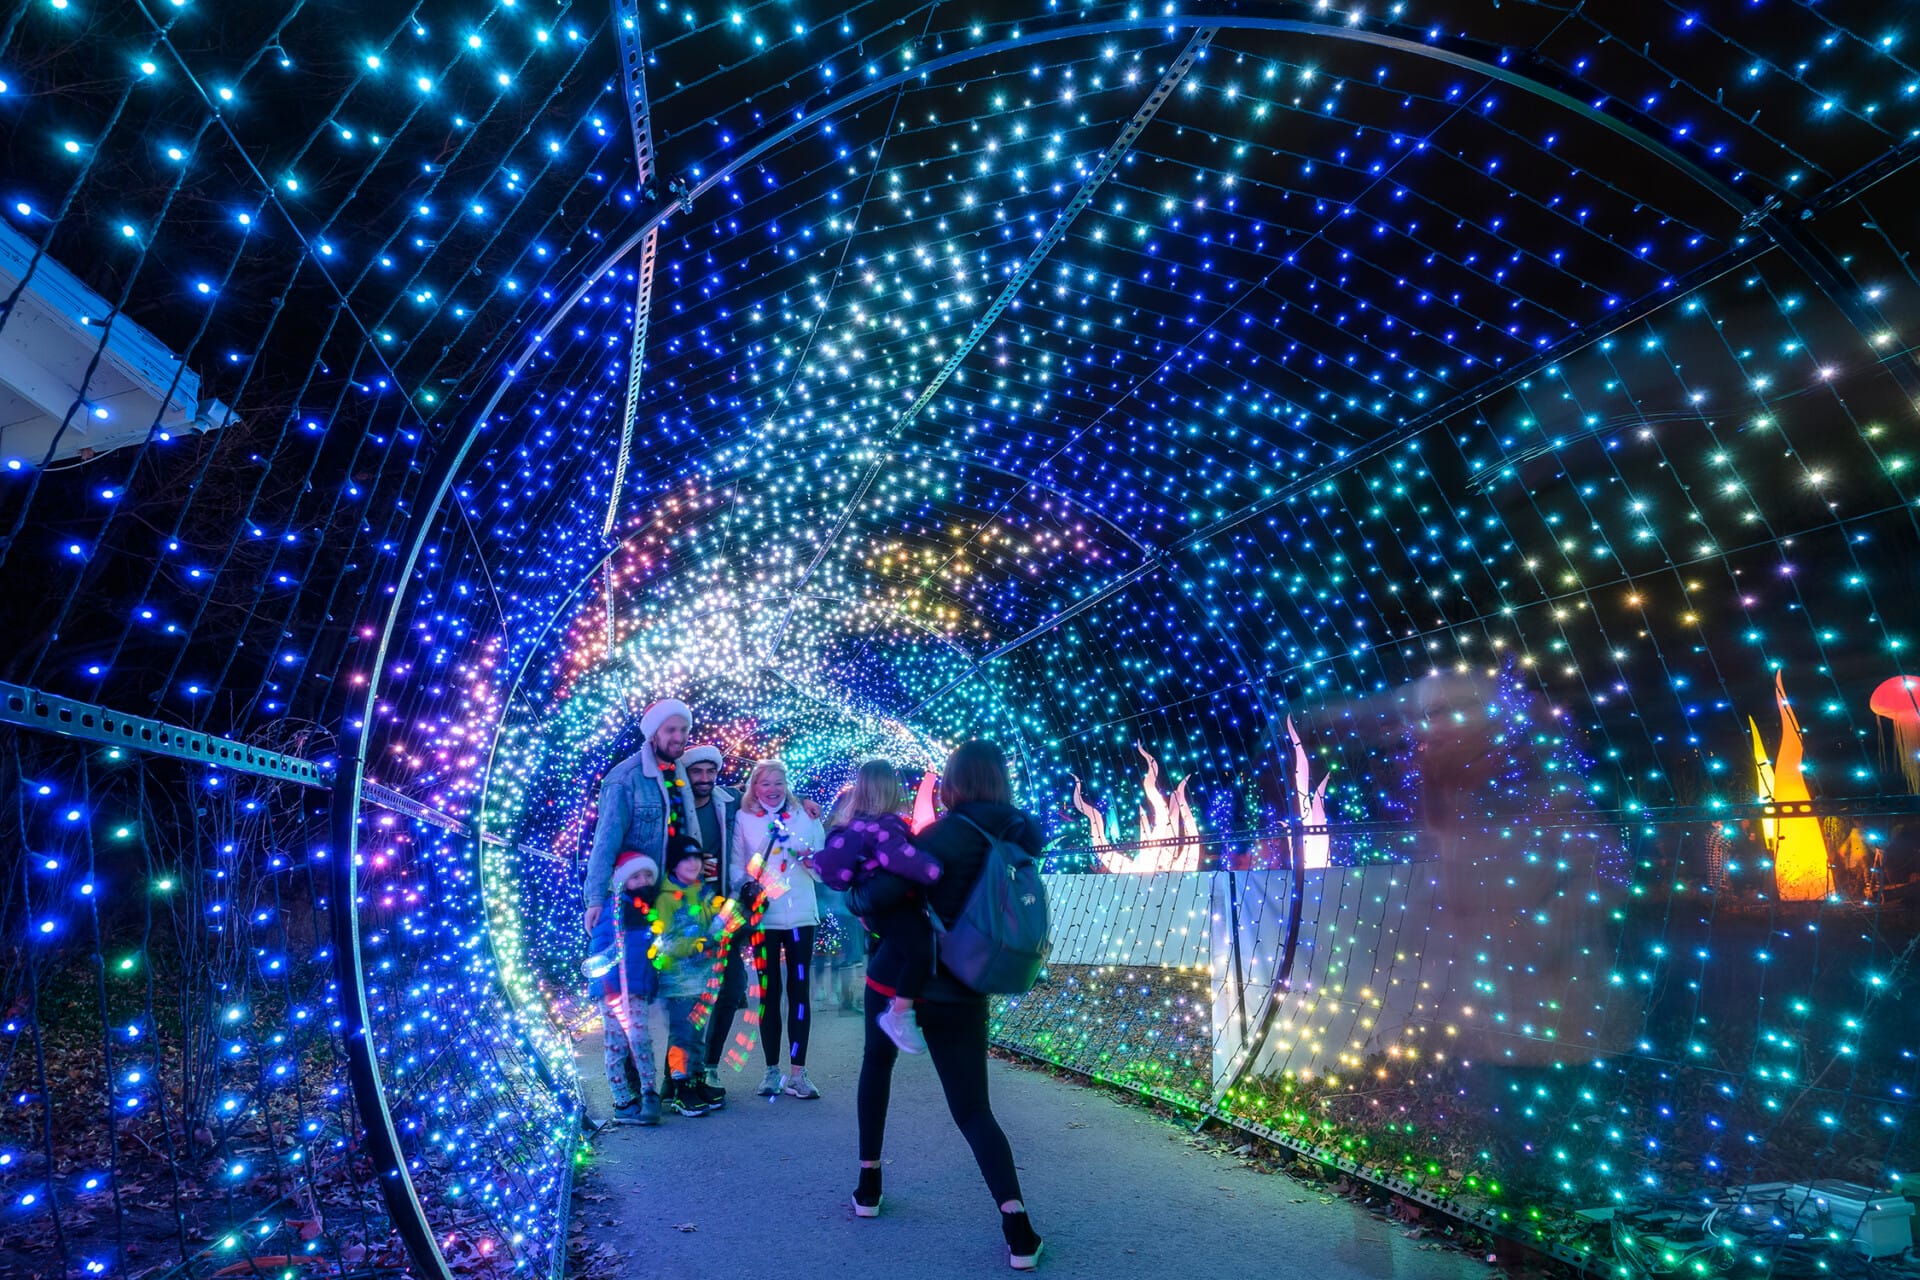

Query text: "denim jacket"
[584, 744, 684, 910]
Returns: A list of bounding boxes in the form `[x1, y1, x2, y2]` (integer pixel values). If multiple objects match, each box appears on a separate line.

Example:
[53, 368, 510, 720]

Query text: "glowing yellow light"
[1751, 672, 1831, 901]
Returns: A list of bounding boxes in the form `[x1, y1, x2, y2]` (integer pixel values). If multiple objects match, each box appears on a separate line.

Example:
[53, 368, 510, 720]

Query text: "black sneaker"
[665, 1081, 710, 1117]
[692, 1080, 726, 1111]
[1001, 1210, 1042, 1271]
[698, 1070, 727, 1110]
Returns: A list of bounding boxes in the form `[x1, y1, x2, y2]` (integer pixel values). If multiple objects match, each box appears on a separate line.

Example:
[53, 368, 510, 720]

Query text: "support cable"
[762, 27, 1217, 656]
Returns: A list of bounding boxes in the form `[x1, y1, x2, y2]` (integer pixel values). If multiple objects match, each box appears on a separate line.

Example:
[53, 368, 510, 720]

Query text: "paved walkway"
[573, 998, 1487, 1280]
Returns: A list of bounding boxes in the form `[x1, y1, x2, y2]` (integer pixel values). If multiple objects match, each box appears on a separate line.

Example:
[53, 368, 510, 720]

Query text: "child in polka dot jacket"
[817, 761, 944, 1055]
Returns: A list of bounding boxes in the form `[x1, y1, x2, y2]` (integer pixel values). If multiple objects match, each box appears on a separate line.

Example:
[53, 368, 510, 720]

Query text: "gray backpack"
[927, 816, 1050, 995]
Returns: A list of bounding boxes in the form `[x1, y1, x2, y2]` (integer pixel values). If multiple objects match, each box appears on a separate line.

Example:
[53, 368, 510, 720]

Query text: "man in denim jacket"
[583, 699, 693, 933]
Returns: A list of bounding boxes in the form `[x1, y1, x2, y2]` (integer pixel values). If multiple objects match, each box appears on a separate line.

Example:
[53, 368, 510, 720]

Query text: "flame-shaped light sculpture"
[1751, 671, 1830, 901]
[1070, 745, 1201, 872]
[1285, 716, 1331, 870]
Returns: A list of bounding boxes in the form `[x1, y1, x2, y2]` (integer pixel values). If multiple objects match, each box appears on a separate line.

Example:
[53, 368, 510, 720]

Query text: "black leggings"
[857, 983, 1022, 1205]
[757, 926, 814, 1067]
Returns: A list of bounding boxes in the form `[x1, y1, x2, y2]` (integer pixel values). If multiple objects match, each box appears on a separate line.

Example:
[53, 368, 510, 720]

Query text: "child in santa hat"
[588, 847, 664, 1125]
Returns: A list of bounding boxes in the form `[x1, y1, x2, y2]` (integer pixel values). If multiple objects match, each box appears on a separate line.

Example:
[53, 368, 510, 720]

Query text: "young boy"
[649, 834, 734, 1116]
[588, 847, 663, 1125]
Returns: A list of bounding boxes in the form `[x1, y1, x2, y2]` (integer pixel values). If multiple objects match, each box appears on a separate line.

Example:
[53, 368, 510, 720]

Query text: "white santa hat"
[639, 698, 692, 742]
[680, 744, 724, 772]
[610, 848, 657, 891]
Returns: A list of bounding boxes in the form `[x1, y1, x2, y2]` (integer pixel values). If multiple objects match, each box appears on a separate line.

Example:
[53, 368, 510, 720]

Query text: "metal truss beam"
[0, 681, 562, 862]
[0, 681, 326, 784]
[605, 1, 662, 542]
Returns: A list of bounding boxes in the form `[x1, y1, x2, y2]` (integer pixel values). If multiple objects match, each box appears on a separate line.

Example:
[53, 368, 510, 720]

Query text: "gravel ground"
[572, 998, 1491, 1280]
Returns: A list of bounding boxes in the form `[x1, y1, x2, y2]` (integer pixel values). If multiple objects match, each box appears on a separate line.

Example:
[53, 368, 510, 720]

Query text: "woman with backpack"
[845, 740, 1045, 1271]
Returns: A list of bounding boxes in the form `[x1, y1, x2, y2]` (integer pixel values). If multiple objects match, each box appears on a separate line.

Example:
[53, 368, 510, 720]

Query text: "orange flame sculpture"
[1750, 671, 1830, 901]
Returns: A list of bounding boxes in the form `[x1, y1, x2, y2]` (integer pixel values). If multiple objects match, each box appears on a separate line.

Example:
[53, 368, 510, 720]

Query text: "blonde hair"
[834, 759, 906, 828]
[741, 758, 796, 816]
[826, 785, 855, 830]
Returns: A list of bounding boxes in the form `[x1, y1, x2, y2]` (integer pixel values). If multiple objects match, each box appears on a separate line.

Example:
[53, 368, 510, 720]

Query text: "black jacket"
[846, 801, 1045, 1004]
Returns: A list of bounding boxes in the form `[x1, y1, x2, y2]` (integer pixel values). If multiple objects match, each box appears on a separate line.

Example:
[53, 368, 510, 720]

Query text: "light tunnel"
[2, 1, 1919, 1277]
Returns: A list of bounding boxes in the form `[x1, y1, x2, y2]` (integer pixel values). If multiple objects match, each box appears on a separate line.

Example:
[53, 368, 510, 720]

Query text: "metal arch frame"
[464, 454, 1165, 880]
[333, 17, 1919, 1279]
[467, 538, 1043, 909]
[465, 567, 1043, 1002]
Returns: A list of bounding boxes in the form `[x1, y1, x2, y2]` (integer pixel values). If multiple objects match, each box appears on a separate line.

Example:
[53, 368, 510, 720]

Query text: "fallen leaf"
[672, 1222, 698, 1233]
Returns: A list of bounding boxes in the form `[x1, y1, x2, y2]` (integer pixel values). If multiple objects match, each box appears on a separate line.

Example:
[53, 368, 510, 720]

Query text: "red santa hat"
[610, 848, 657, 892]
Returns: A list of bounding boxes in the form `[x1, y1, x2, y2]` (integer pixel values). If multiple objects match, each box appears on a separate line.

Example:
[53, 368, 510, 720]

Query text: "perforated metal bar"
[361, 777, 563, 861]
[0, 684, 563, 859]
[359, 778, 466, 832]
[0, 681, 326, 784]
[606, 1, 661, 542]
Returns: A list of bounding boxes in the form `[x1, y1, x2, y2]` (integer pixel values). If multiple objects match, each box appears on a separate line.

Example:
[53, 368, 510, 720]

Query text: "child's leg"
[664, 997, 701, 1082]
[628, 997, 658, 1095]
[868, 918, 936, 1001]
[601, 992, 638, 1107]
[865, 937, 907, 1001]
[892, 924, 935, 1002]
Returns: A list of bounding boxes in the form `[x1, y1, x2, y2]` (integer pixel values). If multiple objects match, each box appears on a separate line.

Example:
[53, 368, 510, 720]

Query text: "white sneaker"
[878, 1006, 928, 1055]
[783, 1068, 821, 1099]
[757, 1067, 783, 1097]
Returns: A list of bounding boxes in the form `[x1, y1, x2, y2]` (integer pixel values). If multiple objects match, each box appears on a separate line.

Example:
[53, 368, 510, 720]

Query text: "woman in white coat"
[731, 759, 828, 1099]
